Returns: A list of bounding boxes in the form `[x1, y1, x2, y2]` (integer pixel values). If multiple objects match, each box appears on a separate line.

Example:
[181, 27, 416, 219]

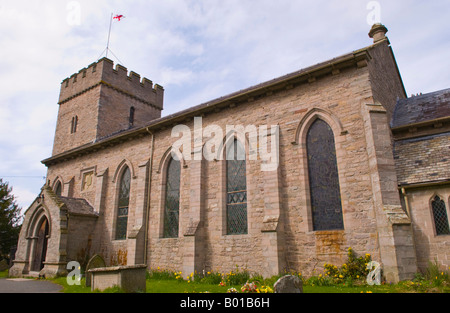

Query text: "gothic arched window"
[163, 157, 181, 238]
[307, 119, 344, 231]
[226, 138, 248, 235]
[54, 181, 62, 197]
[431, 195, 450, 236]
[116, 167, 131, 240]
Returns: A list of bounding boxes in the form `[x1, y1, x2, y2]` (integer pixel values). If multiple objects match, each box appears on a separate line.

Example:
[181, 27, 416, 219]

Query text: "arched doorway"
[31, 217, 49, 272]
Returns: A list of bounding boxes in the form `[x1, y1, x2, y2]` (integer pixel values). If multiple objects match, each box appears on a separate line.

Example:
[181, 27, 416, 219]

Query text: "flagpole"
[106, 13, 113, 59]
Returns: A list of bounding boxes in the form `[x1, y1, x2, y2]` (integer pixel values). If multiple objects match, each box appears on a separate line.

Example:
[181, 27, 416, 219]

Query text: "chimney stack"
[369, 23, 388, 43]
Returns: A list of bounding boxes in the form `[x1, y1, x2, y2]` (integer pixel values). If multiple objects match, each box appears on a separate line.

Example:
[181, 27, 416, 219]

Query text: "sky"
[0, 0, 449, 213]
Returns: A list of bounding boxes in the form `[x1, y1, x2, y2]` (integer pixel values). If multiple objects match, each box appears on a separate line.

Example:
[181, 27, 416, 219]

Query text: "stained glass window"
[116, 167, 130, 240]
[163, 157, 181, 238]
[431, 196, 450, 236]
[226, 139, 248, 235]
[307, 119, 344, 231]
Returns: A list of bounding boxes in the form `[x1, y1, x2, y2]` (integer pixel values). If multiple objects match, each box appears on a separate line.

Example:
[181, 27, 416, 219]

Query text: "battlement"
[59, 58, 164, 110]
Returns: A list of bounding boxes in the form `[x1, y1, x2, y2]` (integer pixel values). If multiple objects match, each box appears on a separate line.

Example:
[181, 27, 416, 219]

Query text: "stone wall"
[47, 58, 404, 278]
[404, 186, 450, 271]
[40, 33, 419, 282]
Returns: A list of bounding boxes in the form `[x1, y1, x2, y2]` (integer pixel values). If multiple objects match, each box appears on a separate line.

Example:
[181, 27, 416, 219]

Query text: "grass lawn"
[0, 270, 8, 279]
[4, 257, 449, 294]
[49, 275, 448, 294]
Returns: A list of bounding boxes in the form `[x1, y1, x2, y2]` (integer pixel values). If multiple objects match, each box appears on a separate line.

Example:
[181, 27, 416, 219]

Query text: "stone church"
[10, 24, 450, 283]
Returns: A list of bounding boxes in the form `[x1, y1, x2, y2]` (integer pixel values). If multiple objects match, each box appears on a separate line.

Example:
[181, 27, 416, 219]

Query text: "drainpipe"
[144, 127, 155, 265]
[401, 187, 411, 218]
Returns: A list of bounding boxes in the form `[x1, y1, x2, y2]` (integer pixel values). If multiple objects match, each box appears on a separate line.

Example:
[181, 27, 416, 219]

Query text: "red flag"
[113, 14, 125, 21]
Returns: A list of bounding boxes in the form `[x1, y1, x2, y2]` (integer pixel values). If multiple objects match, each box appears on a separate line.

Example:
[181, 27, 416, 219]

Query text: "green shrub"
[323, 248, 372, 284]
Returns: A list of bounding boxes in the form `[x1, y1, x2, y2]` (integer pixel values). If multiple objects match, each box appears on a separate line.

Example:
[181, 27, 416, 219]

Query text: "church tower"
[52, 58, 164, 156]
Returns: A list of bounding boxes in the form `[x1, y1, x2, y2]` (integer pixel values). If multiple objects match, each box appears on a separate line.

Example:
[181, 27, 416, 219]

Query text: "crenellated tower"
[52, 57, 164, 156]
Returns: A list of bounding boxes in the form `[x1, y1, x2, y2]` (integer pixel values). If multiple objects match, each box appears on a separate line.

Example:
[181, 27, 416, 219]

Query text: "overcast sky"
[1, 0, 449, 212]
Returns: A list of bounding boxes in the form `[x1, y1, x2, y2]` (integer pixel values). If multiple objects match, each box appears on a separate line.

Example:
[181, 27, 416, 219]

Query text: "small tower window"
[71, 116, 78, 134]
[129, 107, 135, 126]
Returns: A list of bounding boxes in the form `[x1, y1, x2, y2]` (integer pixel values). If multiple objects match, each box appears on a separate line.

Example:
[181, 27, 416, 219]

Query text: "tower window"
[129, 107, 135, 126]
[71, 116, 78, 134]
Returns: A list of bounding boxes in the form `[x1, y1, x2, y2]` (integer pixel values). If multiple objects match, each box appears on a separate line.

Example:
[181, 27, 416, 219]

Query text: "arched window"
[163, 157, 181, 238]
[431, 195, 450, 236]
[54, 181, 62, 197]
[226, 138, 248, 235]
[116, 167, 131, 240]
[307, 119, 344, 231]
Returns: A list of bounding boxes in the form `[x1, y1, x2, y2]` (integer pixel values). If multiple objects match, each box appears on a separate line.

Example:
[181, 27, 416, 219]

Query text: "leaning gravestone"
[85, 255, 106, 287]
[273, 275, 303, 293]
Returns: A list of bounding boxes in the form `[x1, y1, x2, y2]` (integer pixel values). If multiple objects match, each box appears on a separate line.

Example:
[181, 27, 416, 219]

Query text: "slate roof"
[59, 197, 98, 218]
[392, 87, 450, 128]
[394, 132, 450, 185]
[392, 88, 450, 186]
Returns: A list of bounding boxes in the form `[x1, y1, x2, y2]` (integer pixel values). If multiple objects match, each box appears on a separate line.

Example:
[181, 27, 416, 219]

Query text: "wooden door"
[31, 218, 49, 272]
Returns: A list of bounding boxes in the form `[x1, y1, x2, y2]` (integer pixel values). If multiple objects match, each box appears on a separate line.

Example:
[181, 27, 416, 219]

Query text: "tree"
[0, 179, 22, 259]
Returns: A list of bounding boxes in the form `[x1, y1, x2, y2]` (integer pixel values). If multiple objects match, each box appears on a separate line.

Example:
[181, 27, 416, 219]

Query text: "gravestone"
[273, 275, 303, 293]
[85, 254, 106, 287]
[88, 265, 147, 293]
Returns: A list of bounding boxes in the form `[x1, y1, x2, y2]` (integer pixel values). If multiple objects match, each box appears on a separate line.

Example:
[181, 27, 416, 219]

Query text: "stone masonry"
[11, 24, 450, 282]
